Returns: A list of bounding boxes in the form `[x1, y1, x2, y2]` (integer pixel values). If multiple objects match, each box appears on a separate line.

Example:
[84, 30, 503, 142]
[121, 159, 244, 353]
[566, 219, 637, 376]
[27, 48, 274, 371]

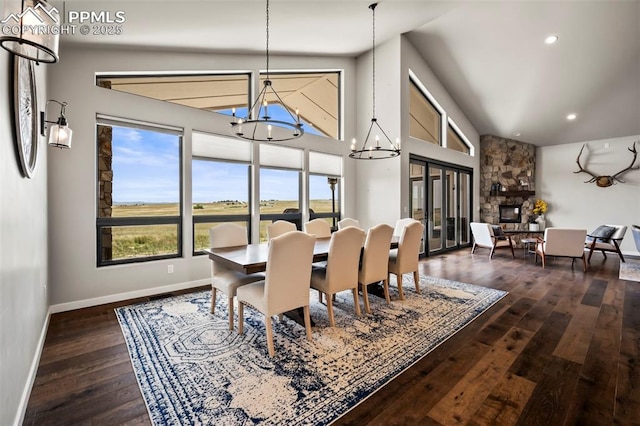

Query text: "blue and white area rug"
[116, 275, 506, 425]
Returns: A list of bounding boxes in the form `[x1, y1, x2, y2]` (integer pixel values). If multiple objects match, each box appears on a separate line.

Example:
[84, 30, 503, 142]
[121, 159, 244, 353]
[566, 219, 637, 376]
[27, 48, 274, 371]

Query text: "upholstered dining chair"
[535, 227, 588, 271]
[393, 218, 418, 237]
[358, 223, 394, 314]
[388, 221, 425, 300]
[469, 222, 515, 258]
[209, 223, 264, 330]
[267, 220, 296, 240]
[310, 226, 366, 326]
[237, 231, 316, 357]
[338, 217, 361, 230]
[304, 218, 332, 238]
[584, 224, 628, 263]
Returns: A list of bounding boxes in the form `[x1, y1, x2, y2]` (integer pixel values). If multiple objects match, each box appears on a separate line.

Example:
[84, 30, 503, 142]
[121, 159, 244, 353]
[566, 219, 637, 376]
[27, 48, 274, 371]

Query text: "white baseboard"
[14, 307, 51, 426]
[49, 279, 211, 314]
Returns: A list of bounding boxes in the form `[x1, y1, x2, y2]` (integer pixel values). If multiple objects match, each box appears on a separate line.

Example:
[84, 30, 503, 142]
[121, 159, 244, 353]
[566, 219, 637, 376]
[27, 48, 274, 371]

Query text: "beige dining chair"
[237, 231, 316, 357]
[310, 226, 366, 326]
[338, 217, 361, 230]
[359, 223, 394, 314]
[393, 218, 418, 237]
[267, 220, 296, 240]
[304, 218, 332, 238]
[388, 221, 424, 300]
[209, 223, 264, 330]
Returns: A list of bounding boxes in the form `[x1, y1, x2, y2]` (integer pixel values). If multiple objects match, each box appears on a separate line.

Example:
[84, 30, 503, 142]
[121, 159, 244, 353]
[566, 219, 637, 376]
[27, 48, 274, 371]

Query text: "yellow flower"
[532, 199, 548, 215]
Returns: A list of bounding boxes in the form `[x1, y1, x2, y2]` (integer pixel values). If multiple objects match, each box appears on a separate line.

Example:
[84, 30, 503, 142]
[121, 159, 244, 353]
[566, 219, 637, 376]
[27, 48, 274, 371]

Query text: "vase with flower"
[531, 199, 548, 231]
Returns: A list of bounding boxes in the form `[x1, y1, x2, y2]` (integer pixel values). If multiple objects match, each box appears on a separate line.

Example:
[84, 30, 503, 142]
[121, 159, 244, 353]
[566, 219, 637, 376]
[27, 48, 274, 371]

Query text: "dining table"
[204, 235, 400, 275]
[204, 235, 400, 325]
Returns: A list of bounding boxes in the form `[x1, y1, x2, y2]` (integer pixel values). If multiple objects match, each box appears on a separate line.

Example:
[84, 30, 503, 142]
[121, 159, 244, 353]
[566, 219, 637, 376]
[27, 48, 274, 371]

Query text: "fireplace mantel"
[489, 190, 535, 197]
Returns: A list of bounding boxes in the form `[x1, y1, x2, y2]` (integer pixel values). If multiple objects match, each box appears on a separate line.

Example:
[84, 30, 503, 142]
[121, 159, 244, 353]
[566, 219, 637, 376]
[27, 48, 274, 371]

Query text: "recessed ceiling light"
[545, 35, 559, 45]
[513, 132, 521, 137]
[567, 113, 577, 120]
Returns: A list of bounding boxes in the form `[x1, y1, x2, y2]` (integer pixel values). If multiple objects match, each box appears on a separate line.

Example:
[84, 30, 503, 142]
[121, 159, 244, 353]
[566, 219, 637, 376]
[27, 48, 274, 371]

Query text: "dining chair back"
[236, 231, 316, 357]
[267, 220, 296, 240]
[338, 217, 361, 230]
[359, 223, 394, 313]
[209, 223, 263, 330]
[304, 218, 332, 238]
[310, 226, 366, 326]
[393, 218, 418, 237]
[388, 221, 424, 299]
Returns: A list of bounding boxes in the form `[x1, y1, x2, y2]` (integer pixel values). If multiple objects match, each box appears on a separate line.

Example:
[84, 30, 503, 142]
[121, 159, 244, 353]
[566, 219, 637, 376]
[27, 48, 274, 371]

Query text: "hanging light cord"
[265, 0, 270, 80]
[371, 2, 376, 119]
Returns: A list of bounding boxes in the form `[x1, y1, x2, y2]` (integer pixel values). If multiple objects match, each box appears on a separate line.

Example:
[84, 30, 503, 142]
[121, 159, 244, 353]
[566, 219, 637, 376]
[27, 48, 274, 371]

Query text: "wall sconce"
[40, 100, 72, 148]
[0, 0, 60, 63]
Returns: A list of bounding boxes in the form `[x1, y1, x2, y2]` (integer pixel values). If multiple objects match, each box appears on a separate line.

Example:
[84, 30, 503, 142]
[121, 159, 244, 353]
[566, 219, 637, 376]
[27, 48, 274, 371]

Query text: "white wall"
[400, 37, 480, 220]
[354, 35, 481, 230]
[538, 135, 640, 255]
[47, 45, 357, 308]
[0, 55, 50, 425]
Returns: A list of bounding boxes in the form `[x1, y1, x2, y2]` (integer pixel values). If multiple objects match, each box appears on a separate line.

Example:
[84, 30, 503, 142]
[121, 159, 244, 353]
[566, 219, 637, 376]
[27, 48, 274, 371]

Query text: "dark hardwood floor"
[24, 248, 639, 425]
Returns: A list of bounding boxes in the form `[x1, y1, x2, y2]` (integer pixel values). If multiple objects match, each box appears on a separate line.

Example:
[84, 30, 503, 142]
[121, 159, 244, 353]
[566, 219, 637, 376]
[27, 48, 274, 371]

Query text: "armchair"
[585, 225, 627, 263]
[633, 225, 640, 252]
[535, 228, 588, 271]
[469, 222, 515, 258]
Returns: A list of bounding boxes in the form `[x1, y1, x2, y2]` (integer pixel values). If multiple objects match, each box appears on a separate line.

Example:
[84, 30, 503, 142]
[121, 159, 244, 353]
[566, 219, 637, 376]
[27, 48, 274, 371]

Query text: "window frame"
[308, 173, 341, 230]
[96, 116, 184, 267]
[191, 157, 252, 255]
[259, 166, 304, 240]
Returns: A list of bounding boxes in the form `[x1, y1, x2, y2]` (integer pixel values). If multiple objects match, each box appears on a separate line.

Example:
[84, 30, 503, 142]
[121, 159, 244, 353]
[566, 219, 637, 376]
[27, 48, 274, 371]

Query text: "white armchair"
[633, 225, 640, 252]
[535, 228, 588, 271]
[469, 222, 515, 258]
[585, 224, 627, 263]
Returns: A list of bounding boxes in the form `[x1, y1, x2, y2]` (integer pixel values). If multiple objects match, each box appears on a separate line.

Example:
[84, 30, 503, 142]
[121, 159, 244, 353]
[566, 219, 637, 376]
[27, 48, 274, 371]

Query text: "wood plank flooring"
[23, 249, 639, 425]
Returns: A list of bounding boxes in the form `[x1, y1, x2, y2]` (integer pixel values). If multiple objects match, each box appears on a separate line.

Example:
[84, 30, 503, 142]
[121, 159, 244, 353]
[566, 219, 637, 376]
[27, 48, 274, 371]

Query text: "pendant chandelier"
[0, 0, 60, 63]
[230, 0, 303, 142]
[349, 3, 401, 160]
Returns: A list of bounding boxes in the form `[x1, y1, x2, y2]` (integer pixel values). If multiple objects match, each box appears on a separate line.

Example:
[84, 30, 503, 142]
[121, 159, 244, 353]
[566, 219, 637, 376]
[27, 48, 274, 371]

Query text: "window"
[259, 144, 303, 241]
[259, 72, 341, 139]
[95, 73, 251, 118]
[446, 119, 472, 155]
[308, 152, 342, 229]
[97, 117, 182, 266]
[192, 132, 252, 253]
[409, 78, 443, 145]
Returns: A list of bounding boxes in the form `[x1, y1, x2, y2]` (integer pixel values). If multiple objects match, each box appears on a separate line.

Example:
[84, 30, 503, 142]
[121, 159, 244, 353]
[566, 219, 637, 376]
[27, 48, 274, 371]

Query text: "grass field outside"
[108, 200, 336, 259]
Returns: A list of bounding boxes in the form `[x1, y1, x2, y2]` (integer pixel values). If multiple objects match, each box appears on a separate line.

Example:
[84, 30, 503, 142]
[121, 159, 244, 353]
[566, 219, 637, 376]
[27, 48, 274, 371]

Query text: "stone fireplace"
[480, 135, 537, 230]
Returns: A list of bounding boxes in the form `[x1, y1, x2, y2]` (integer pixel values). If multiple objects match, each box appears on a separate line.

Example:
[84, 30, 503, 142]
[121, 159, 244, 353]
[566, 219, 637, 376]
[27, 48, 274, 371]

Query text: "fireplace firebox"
[499, 204, 522, 223]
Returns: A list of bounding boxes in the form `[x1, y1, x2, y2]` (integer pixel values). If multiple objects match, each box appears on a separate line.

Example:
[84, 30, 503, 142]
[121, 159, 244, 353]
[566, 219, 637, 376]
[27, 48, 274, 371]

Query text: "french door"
[410, 156, 472, 256]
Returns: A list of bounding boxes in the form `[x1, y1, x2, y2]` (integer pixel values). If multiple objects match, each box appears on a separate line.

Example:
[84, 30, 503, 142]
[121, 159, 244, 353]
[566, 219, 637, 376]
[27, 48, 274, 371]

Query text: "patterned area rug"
[116, 275, 506, 425]
[620, 258, 640, 282]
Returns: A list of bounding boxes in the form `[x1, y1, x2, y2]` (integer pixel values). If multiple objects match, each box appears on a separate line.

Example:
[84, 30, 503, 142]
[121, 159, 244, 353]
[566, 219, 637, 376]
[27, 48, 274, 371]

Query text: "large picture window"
[96, 117, 182, 266]
[192, 132, 252, 253]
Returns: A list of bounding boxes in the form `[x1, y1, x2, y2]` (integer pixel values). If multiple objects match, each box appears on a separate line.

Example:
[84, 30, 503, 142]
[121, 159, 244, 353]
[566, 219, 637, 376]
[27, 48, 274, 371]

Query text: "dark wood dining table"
[204, 236, 400, 274]
[204, 235, 399, 325]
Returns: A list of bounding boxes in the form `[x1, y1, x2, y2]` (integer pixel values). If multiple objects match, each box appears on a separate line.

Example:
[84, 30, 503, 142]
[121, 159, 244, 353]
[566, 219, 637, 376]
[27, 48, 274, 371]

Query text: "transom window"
[446, 120, 472, 155]
[259, 72, 340, 139]
[95, 73, 250, 117]
[409, 78, 443, 145]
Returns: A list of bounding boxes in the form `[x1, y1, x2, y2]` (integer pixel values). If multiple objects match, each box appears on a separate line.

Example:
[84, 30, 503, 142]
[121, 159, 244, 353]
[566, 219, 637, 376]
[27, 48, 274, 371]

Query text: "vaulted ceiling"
[53, 0, 640, 146]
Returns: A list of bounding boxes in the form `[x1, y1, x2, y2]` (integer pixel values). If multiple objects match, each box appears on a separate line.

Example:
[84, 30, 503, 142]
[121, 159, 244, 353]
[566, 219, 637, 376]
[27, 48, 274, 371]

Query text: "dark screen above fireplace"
[499, 204, 522, 223]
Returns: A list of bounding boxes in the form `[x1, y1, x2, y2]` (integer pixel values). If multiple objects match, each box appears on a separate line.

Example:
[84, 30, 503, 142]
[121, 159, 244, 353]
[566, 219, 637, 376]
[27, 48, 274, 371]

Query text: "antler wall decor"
[574, 141, 639, 187]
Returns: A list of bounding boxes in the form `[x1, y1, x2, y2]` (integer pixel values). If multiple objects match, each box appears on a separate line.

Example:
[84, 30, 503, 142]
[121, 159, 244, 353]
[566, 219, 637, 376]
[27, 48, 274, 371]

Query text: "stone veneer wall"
[480, 135, 537, 230]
